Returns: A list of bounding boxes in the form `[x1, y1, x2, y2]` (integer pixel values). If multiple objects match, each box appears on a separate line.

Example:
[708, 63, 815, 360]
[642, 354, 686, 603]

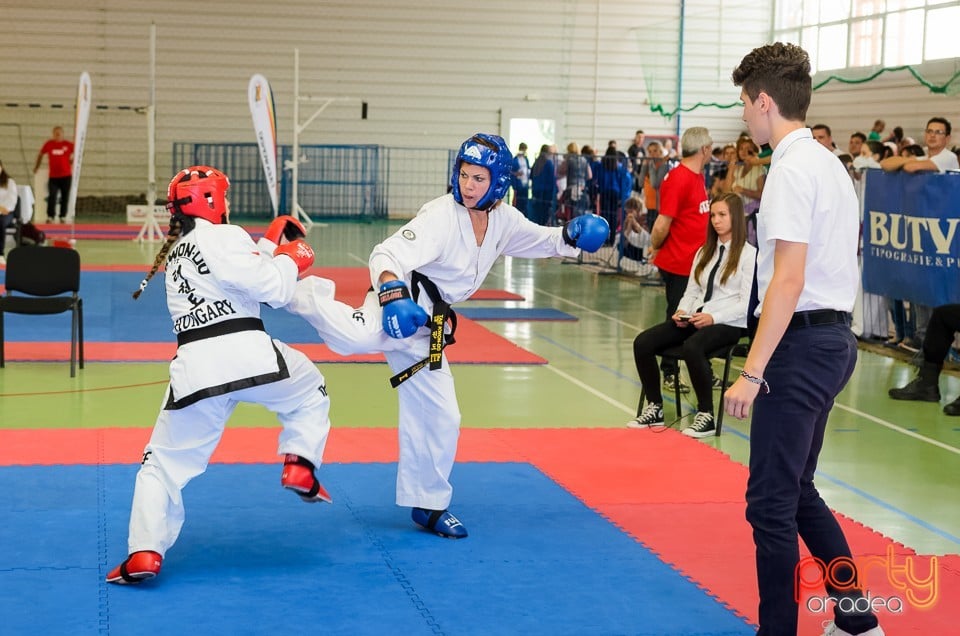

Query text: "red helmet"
[166, 165, 230, 224]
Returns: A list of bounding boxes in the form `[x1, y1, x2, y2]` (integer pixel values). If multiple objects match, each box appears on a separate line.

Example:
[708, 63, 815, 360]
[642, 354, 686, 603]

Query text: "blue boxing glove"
[379, 280, 429, 338]
[562, 214, 610, 253]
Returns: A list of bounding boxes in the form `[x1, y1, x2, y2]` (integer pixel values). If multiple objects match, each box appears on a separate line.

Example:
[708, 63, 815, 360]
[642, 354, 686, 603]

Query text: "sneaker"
[411, 507, 468, 539]
[821, 621, 884, 636]
[105, 550, 162, 585]
[46, 217, 54, 224]
[888, 377, 940, 402]
[662, 373, 691, 394]
[682, 411, 716, 438]
[281, 454, 333, 503]
[944, 396, 960, 416]
[626, 402, 664, 428]
[711, 374, 724, 389]
[897, 337, 920, 353]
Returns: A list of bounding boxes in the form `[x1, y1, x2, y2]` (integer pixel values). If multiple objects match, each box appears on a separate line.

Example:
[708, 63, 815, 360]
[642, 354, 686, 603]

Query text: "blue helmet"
[450, 133, 512, 211]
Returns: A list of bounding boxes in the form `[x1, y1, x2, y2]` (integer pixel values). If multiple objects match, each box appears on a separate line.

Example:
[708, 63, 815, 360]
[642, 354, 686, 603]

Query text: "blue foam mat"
[0, 463, 752, 635]
[0, 270, 332, 343]
[456, 307, 578, 321]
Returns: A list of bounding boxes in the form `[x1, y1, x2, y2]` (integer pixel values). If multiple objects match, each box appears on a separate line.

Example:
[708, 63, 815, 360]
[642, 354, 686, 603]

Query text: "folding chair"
[637, 337, 751, 436]
[0, 245, 84, 376]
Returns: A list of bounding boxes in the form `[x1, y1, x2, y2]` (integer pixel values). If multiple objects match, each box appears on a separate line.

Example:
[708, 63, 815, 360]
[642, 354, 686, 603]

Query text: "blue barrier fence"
[172, 143, 456, 221]
[863, 169, 960, 307]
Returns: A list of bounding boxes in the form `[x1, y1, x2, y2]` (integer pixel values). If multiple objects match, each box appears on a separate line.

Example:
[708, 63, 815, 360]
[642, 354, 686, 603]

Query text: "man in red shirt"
[648, 126, 713, 388]
[33, 126, 74, 223]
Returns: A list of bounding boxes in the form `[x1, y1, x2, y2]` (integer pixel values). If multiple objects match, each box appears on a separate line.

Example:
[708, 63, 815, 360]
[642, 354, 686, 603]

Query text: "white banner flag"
[67, 71, 91, 219]
[248, 74, 279, 217]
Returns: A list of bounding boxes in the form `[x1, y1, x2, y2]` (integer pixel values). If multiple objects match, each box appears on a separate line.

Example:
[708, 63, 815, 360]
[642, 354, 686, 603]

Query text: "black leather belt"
[787, 309, 850, 331]
[177, 317, 265, 346]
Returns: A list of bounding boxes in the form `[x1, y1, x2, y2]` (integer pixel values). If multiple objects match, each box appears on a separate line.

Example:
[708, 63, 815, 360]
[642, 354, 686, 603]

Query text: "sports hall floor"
[1, 220, 957, 635]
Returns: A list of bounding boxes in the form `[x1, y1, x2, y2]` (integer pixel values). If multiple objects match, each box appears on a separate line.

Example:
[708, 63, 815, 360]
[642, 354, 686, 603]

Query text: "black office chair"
[0, 245, 84, 376]
[637, 337, 750, 436]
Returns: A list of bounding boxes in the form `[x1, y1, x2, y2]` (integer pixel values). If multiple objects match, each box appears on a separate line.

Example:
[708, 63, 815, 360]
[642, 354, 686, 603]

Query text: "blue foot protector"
[411, 507, 468, 539]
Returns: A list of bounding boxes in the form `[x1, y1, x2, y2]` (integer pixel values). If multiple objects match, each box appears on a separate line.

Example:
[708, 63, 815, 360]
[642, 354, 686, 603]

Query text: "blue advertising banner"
[862, 169, 960, 307]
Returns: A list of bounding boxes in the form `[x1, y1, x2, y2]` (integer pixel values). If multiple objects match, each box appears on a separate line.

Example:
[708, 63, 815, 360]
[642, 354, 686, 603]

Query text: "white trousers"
[286, 278, 461, 511]
[127, 341, 330, 556]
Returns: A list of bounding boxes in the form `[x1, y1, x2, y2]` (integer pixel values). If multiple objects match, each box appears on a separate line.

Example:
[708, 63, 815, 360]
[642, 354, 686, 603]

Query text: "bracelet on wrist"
[740, 370, 770, 394]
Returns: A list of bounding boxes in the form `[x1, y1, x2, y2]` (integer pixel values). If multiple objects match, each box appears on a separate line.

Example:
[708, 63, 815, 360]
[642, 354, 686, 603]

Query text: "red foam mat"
[1, 426, 953, 633]
[70, 265, 524, 302]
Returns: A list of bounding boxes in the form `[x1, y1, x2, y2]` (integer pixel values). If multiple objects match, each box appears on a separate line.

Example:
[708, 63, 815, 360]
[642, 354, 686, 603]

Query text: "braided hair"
[131, 213, 195, 300]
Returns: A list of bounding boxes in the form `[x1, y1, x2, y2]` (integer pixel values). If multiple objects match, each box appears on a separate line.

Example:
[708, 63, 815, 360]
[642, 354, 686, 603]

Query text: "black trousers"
[47, 176, 72, 219]
[923, 304, 960, 366]
[632, 320, 744, 414]
[746, 321, 878, 634]
[658, 268, 689, 375]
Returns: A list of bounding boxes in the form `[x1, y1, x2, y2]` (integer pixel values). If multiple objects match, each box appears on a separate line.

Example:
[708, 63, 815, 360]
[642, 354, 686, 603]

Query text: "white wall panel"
[0, 0, 772, 203]
[807, 62, 960, 154]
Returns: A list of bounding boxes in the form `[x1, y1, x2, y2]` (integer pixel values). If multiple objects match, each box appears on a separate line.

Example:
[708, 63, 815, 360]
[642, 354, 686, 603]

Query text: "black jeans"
[633, 320, 744, 413]
[745, 321, 878, 635]
[47, 176, 72, 219]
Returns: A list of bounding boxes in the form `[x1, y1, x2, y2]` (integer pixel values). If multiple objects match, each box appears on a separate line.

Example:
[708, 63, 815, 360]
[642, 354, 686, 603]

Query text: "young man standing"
[725, 43, 883, 636]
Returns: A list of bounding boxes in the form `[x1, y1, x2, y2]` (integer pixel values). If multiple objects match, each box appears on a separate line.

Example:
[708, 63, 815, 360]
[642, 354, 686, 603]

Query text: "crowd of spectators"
[510, 117, 960, 395]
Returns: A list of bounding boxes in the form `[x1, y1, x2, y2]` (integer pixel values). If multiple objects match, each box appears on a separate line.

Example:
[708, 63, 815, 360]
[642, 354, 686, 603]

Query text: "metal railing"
[172, 142, 455, 221]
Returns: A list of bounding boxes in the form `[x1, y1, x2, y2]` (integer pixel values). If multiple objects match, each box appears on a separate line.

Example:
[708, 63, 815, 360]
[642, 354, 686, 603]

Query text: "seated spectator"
[847, 131, 867, 158]
[730, 136, 765, 245]
[854, 141, 884, 170]
[0, 160, 18, 266]
[868, 119, 885, 142]
[709, 144, 736, 198]
[888, 304, 960, 416]
[617, 194, 651, 261]
[881, 117, 959, 173]
[812, 123, 844, 156]
[626, 192, 756, 437]
[900, 143, 924, 159]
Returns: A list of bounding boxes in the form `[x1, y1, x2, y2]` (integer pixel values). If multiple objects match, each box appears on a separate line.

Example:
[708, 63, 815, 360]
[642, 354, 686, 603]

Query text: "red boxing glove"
[264, 215, 306, 245]
[274, 239, 314, 275]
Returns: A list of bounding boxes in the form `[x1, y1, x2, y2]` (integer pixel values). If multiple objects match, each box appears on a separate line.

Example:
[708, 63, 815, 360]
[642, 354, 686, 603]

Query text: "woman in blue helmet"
[286, 133, 610, 538]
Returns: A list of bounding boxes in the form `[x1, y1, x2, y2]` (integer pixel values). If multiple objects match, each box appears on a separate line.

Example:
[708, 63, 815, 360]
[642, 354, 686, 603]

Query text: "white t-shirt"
[756, 127, 860, 314]
[0, 178, 18, 214]
[926, 148, 960, 173]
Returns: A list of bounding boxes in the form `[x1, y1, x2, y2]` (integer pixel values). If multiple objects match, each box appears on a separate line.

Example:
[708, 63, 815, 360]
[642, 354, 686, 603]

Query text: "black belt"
[389, 272, 457, 389]
[787, 310, 850, 331]
[177, 317, 265, 346]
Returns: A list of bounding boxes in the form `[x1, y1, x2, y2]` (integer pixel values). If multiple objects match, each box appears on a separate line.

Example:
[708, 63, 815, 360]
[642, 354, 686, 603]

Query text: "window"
[773, 0, 960, 73]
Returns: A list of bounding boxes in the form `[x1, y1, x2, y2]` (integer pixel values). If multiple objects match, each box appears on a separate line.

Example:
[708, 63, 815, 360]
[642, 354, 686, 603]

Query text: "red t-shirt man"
[652, 162, 709, 276]
[33, 126, 75, 221]
[38, 138, 74, 178]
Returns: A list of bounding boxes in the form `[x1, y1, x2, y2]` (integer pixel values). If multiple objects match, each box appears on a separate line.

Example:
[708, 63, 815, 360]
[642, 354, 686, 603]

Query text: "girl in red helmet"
[107, 166, 332, 584]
